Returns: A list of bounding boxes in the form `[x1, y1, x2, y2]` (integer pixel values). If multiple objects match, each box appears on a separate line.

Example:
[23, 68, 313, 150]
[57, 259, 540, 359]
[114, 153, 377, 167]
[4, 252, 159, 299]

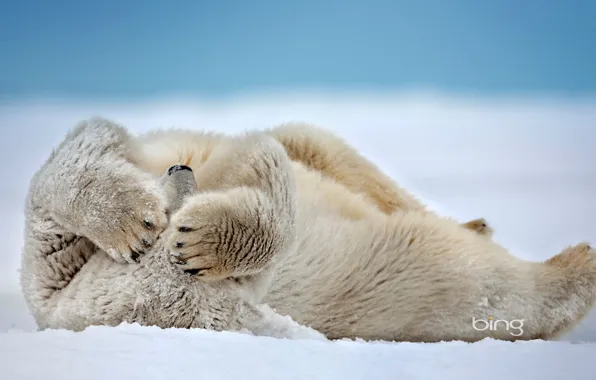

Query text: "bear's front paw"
[88, 179, 169, 264]
[169, 233, 226, 281]
[166, 193, 237, 281]
[166, 189, 279, 282]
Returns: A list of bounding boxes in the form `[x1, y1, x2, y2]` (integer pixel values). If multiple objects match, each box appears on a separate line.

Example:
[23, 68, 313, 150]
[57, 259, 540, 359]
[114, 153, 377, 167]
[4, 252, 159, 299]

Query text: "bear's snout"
[168, 165, 193, 175]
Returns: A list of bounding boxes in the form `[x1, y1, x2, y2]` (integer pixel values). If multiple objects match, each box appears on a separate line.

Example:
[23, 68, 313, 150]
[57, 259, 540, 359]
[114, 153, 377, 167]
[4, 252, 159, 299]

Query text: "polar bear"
[20, 118, 596, 343]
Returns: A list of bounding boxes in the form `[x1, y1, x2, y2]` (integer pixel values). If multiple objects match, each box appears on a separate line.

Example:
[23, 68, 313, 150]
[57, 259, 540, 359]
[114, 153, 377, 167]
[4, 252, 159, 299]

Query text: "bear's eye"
[143, 220, 154, 229]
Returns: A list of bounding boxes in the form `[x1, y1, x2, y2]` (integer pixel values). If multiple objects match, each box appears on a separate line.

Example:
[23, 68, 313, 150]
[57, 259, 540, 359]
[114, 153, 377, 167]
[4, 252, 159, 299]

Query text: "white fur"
[20, 118, 596, 342]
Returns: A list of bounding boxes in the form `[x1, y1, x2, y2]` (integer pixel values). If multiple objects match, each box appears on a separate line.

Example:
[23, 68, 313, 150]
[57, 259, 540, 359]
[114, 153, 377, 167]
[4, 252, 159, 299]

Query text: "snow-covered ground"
[3, 323, 594, 380]
[1, 92, 595, 379]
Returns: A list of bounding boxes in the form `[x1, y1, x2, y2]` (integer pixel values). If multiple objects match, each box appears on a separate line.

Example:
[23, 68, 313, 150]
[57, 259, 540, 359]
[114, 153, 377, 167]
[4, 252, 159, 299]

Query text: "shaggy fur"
[21, 118, 596, 342]
[20, 119, 323, 340]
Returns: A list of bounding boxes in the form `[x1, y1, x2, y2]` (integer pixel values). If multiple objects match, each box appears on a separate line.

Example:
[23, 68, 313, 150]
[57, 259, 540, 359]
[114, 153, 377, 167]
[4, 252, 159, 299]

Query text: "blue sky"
[1, 0, 595, 99]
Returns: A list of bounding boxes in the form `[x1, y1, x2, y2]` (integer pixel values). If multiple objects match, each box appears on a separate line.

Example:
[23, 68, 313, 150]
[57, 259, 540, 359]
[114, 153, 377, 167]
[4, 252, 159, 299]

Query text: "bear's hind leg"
[464, 242, 596, 342]
[532, 242, 596, 339]
[266, 123, 425, 214]
[268, 124, 497, 238]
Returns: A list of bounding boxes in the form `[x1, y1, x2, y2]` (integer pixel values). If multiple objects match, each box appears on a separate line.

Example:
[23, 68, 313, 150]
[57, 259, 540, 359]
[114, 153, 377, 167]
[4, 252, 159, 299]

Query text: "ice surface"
[1, 92, 595, 378]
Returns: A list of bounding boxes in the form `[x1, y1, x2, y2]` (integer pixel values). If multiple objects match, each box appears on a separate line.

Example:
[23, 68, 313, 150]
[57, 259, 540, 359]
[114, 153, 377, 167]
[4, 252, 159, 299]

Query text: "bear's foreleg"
[26, 118, 169, 264]
[164, 133, 298, 301]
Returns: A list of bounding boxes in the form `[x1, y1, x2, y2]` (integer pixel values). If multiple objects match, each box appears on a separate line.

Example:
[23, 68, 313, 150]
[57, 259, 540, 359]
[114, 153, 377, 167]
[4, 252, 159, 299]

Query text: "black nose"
[168, 165, 193, 175]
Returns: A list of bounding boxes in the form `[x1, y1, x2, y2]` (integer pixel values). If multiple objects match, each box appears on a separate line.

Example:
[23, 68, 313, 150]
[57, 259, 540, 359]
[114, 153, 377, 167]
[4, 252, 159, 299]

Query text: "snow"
[3, 323, 595, 380]
[1, 92, 596, 379]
